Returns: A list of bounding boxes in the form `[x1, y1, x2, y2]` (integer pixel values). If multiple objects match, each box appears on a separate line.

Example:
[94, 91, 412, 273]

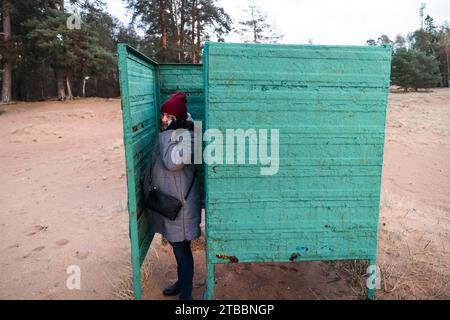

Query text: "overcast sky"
[105, 0, 449, 45]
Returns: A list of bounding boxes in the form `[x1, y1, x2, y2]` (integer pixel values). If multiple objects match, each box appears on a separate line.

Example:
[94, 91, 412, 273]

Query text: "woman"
[143, 91, 201, 300]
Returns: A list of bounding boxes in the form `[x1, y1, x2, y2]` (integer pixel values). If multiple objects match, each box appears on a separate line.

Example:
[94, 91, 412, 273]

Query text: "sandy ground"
[0, 89, 449, 300]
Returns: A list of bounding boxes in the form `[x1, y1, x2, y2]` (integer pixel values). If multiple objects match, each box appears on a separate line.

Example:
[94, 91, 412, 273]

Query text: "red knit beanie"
[160, 92, 187, 120]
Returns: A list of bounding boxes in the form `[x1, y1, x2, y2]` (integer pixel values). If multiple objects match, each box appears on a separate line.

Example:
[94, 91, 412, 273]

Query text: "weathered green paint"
[157, 64, 205, 125]
[117, 44, 205, 299]
[117, 44, 158, 299]
[203, 42, 391, 300]
[157, 64, 206, 200]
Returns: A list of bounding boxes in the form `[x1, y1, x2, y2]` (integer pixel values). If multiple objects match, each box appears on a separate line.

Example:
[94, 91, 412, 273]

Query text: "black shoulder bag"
[141, 162, 196, 221]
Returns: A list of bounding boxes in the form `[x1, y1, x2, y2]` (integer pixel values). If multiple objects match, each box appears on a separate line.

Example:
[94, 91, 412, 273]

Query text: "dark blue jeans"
[169, 240, 194, 299]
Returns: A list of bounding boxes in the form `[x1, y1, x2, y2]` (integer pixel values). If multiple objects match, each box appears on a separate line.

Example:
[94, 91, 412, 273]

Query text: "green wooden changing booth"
[117, 42, 392, 300]
[117, 44, 205, 299]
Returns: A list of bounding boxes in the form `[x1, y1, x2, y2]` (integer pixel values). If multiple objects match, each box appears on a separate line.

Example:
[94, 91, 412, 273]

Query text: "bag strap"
[184, 166, 197, 200]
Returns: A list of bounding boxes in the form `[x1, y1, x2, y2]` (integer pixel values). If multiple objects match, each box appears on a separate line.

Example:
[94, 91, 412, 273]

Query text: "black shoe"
[163, 281, 180, 296]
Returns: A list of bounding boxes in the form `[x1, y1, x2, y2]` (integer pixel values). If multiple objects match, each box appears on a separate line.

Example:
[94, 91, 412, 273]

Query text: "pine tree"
[377, 35, 393, 46]
[408, 15, 439, 56]
[394, 34, 406, 51]
[437, 25, 450, 87]
[23, 1, 114, 100]
[391, 48, 441, 91]
[237, 1, 283, 44]
[1, 0, 12, 102]
[125, 0, 231, 63]
[366, 35, 392, 47]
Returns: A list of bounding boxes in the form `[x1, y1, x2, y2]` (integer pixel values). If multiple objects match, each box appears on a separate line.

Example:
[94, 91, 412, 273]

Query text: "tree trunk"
[179, 0, 186, 62]
[82, 78, 86, 97]
[1, 0, 12, 103]
[196, 20, 201, 63]
[446, 51, 450, 88]
[191, 0, 197, 63]
[55, 69, 66, 101]
[159, 0, 167, 62]
[167, 0, 180, 62]
[1, 61, 12, 102]
[172, 0, 181, 62]
[52, 0, 67, 100]
[251, 6, 258, 43]
[65, 75, 73, 100]
[196, 1, 202, 64]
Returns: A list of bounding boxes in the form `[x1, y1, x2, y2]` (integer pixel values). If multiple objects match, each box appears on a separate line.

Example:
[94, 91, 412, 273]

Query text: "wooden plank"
[207, 231, 378, 263]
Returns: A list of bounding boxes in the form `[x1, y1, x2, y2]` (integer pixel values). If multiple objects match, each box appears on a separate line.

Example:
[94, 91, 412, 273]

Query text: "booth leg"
[133, 268, 142, 300]
[204, 263, 215, 300]
[132, 259, 142, 300]
[130, 221, 142, 300]
[367, 259, 377, 300]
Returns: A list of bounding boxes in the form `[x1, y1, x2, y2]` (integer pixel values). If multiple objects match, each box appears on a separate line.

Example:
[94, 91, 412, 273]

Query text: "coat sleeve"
[158, 130, 194, 172]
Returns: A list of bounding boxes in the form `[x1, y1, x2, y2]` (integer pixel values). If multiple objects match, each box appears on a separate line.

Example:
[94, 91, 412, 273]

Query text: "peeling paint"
[216, 254, 239, 263]
[289, 252, 301, 261]
[132, 123, 144, 133]
[295, 246, 309, 254]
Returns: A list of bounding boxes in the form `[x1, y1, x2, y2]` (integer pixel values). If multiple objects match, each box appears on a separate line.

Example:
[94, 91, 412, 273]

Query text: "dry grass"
[323, 236, 450, 300]
[160, 235, 169, 246]
[160, 232, 205, 251]
[325, 260, 370, 300]
[109, 232, 205, 300]
[378, 256, 450, 299]
[377, 196, 450, 299]
[324, 255, 450, 300]
[107, 247, 161, 300]
[192, 230, 205, 251]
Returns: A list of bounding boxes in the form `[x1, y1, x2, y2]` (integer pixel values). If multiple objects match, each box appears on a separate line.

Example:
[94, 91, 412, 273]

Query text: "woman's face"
[161, 112, 175, 130]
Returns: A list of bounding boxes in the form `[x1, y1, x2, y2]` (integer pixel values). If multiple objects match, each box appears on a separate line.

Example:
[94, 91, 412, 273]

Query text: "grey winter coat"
[144, 128, 201, 243]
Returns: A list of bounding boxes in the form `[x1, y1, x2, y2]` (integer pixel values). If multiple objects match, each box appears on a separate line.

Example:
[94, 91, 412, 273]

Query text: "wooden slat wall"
[157, 64, 206, 203]
[117, 45, 157, 280]
[157, 64, 205, 124]
[204, 42, 392, 264]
